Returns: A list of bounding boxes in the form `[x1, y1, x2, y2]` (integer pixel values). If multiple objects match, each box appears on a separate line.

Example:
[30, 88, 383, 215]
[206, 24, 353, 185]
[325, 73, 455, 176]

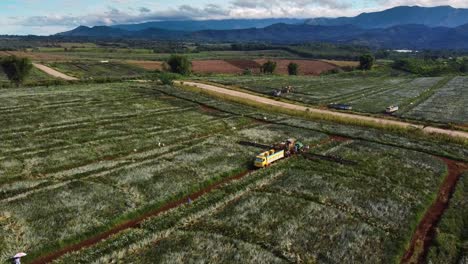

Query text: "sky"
[1, 0, 468, 35]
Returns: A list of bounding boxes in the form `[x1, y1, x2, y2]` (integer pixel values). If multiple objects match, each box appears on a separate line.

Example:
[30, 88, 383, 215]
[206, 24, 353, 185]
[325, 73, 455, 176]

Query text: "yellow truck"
[254, 149, 285, 168]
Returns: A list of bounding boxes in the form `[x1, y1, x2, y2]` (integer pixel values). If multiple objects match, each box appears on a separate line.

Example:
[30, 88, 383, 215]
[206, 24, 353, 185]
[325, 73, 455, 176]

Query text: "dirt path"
[401, 159, 468, 264]
[178, 81, 468, 140]
[33, 63, 78, 81]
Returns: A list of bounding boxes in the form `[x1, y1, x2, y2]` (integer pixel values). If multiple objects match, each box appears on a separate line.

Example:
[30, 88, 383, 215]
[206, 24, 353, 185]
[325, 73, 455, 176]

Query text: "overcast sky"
[1, 0, 468, 35]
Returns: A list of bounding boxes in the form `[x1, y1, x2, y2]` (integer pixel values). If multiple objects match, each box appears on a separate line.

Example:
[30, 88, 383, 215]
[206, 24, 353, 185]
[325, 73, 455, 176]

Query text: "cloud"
[7, 0, 468, 35]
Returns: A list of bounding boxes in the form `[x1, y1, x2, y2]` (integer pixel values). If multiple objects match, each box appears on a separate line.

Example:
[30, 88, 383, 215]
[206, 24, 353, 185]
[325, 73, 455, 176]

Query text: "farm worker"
[188, 198, 193, 204]
[13, 258, 21, 264]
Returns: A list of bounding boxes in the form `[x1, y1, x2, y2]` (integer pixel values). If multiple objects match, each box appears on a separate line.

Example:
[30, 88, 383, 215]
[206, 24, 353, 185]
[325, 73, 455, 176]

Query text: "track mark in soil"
[29, 170, 254, 264]
[401, 158, 468, 264]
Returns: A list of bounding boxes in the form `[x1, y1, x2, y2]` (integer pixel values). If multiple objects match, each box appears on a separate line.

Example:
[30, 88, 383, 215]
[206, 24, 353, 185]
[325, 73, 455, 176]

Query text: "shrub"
[0, 55, 33, 86]
[242, 68, 253, 76]
[359, 54, 375, 70]
[166, 55, 192, 75]
[287, 63, 299, 75]
[261, 61, 277, 74]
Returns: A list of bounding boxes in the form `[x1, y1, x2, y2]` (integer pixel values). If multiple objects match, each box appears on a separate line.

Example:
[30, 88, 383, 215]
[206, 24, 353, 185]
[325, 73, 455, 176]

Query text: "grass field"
[403, 76, 468, 124]
[45, 61, 148, 79]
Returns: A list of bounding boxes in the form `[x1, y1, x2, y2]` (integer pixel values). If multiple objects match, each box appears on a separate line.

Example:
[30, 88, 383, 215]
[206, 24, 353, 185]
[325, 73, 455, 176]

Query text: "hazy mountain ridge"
[57, 6, 468, 49]
[306, 6, 468, 28]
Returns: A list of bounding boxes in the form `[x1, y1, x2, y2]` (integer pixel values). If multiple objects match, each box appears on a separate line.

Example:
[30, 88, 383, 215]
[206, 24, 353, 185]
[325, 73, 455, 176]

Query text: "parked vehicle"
[328, 103, 353, 110]
[386, 105, 399, 113]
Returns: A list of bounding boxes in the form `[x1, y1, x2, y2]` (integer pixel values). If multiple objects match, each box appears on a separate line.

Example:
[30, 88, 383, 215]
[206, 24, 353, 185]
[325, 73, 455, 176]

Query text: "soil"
[126, 60, 163, 71]
[127, 59, 337, 75]
[401, 158, 468, 264]
[0, 51, 68, 61]
[192, 60, 245, 74]
[254, 59, 337, 75]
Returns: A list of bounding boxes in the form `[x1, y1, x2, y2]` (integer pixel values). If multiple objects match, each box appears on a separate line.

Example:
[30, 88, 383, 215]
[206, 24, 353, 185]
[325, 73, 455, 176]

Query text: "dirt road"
[178, 81, 468, 140]
[33, 63, 78, 81]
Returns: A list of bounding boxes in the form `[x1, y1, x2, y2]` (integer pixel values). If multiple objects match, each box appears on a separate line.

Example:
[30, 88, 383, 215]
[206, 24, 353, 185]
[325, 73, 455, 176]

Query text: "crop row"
[403, 76, 468, 124]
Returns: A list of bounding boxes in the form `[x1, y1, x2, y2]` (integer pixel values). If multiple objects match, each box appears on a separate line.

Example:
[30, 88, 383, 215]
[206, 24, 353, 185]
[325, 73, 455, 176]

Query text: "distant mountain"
[112, 18, 305, 32]
[306, 6, 468, 28]
[57, 22, 468, 49]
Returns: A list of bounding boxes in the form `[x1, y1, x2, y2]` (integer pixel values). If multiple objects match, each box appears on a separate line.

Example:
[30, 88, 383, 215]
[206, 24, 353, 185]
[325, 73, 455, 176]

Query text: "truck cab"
[255, 156, 267, 168]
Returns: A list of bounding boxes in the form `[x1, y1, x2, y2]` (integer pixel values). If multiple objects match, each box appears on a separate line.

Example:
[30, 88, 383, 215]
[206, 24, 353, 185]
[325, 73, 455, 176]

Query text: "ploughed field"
[1, 82, 466, 263]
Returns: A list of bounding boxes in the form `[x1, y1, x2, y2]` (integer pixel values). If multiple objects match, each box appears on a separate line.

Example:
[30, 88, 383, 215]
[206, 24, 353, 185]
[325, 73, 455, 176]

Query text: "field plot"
[198, 75, 446, 115]
[60, 140, 449, 264]
[349, 77, 443, 113]
[0, 82, 330, 260]
[199, 75, 412, 105]
[45, 61, 148, 79]
[403, 76, 468, 124]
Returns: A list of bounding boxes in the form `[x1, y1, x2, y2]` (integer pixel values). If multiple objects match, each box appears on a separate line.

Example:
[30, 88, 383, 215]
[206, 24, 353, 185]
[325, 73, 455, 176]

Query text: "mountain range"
[57, 6, 468, 50]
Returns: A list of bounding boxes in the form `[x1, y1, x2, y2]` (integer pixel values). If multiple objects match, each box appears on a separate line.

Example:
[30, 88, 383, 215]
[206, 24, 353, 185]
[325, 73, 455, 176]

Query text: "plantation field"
[55, 139, 449, 264]
[44, 61, 148, 79]
[0, 82, 466, 263]
[198, 75, 437, 106]
[403, 76, 468, 124]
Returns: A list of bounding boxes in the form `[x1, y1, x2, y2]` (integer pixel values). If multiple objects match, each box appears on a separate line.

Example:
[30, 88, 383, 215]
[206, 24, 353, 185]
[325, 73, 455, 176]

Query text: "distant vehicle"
[386, 105, 399, 113]
[328, 103, 353, 110]
[272, 90, 282, 97]
[255, 149, 285, 168]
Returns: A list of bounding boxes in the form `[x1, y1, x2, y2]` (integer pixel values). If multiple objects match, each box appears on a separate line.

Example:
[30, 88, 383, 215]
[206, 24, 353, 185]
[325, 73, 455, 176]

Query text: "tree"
[288, 62, 299, 75]
[0, 56, 33, 86]
[261, 60, 277, 74]
[166, 54, 192, 75]
[359, 54, 375, 71]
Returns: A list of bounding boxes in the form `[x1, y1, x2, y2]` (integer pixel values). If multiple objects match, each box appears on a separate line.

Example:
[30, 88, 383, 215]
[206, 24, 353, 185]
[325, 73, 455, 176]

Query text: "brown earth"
[192, 60, 245, 74]
[321, 60, 360, 67]
[127, 59, 337, 75]
[254, 59, 337, 75]
[401, 158, 468, 264]
[0, 51, 68, 61]
[126, 60, 164, 71]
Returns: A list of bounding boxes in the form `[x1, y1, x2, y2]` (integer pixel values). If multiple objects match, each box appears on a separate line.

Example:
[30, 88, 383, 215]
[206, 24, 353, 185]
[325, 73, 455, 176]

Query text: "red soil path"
[30, 170, 253, 264]
[401, 158, 468, 264]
